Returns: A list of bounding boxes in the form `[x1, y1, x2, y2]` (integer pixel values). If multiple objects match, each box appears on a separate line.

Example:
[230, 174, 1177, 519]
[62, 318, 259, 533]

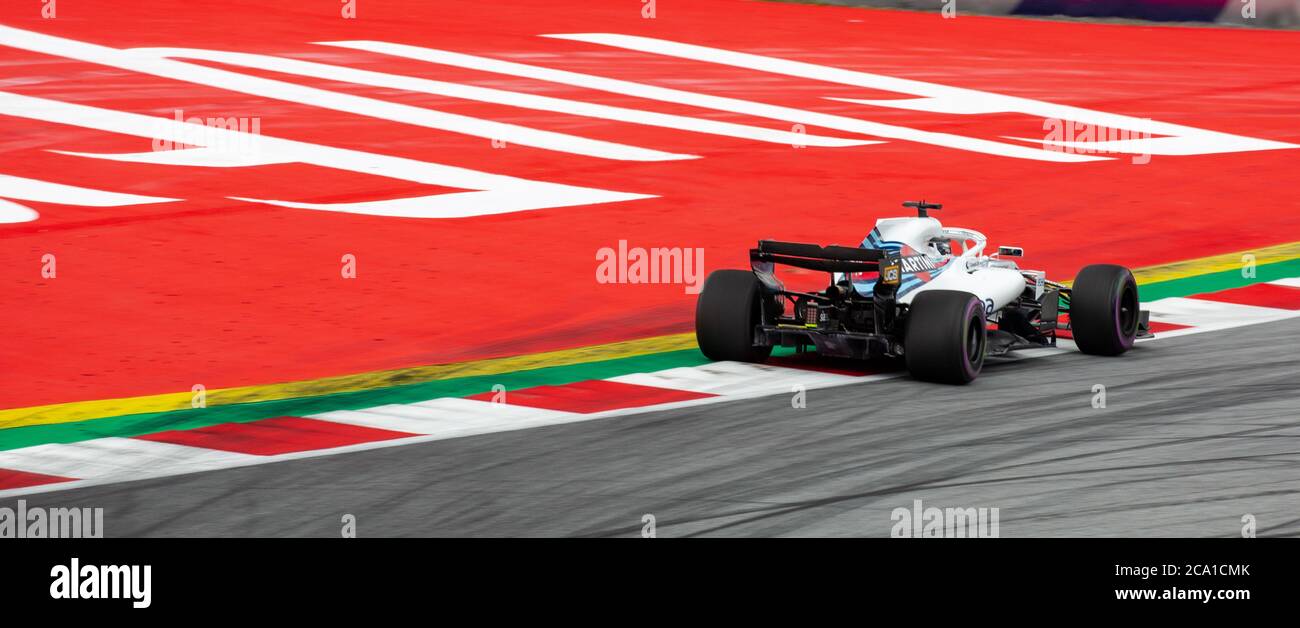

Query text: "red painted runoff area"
[2, 1, 1298, 408]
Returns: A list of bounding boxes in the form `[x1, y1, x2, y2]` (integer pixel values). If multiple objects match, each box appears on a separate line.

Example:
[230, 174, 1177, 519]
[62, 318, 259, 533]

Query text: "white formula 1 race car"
[695, 201, 1151, 384]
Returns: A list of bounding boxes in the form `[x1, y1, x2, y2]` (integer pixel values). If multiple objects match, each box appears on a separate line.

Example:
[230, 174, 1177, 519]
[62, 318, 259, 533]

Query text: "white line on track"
[543, 33, 1297, 158]
[0, 173, 179, 206]
[1145, 297, 1300, 338]
[324, 39, 1100, 163]
[128, 46, 872, 149]
[0, 25, 689, 163]
[312, 398, 578, 436]
[609, 361, 872, 396]
[0, 438, 256, 480]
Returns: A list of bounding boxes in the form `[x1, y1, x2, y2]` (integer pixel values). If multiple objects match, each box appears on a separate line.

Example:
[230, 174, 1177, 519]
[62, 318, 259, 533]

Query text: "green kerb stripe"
[1137, 258, 1300, 302]
[0, 349, 712, 451]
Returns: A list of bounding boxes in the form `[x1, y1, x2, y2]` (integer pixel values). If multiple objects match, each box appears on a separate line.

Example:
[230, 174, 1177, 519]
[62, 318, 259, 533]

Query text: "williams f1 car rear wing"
[750, 240, 894, 295]
[750, 240, 883, 274]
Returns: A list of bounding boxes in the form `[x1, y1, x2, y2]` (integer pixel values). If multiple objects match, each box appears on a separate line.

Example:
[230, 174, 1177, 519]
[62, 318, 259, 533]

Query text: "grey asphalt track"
[10, 317, 1300, 537]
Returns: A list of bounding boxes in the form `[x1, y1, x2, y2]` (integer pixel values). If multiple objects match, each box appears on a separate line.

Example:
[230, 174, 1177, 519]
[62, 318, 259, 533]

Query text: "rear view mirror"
[997, 246, 1024, 257]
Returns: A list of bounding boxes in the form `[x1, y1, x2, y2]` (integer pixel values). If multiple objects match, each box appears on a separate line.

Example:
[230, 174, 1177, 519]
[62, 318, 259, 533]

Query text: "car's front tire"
[904, 290, 987, 384]
[695, 270, 773, 363]
[1070, 264, 1139, 356]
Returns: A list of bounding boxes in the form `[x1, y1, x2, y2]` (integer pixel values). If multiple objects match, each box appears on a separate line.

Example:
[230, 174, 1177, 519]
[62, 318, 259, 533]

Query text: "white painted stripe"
[0, 198, 38, 224]
[50, 147, 289, 168]
[310, 398, 575, 436]
[0, 173, 179, 206]
[827, 96, 1007, 115]
[321, 40, 1100, 163]
[0, 437, 256, 480]
[1002, 134, 1240, 157]
[545, 33, 1296, 158]
[132, 47, 872, 149]
[408, 398, 576, 426]
[306, 409, 469, 436]
[227, 188, 639, 219]
[0, 91, 653, 218]
[1269, 277, 1300, 289]
[0, 25, 689, 162]
[608, 361, 862, 396]
[1145, 296, 1300, 335]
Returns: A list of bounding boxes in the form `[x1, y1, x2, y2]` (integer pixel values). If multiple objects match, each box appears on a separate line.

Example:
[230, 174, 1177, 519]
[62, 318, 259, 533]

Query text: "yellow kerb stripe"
[0, 333, 696, 429]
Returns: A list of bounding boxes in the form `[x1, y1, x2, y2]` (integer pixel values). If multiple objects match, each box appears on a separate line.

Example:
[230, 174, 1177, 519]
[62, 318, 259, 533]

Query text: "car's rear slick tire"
[695, 270, 773, 363]
[1070, 264, 1139, 356]
[904, 290, 987, 384]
